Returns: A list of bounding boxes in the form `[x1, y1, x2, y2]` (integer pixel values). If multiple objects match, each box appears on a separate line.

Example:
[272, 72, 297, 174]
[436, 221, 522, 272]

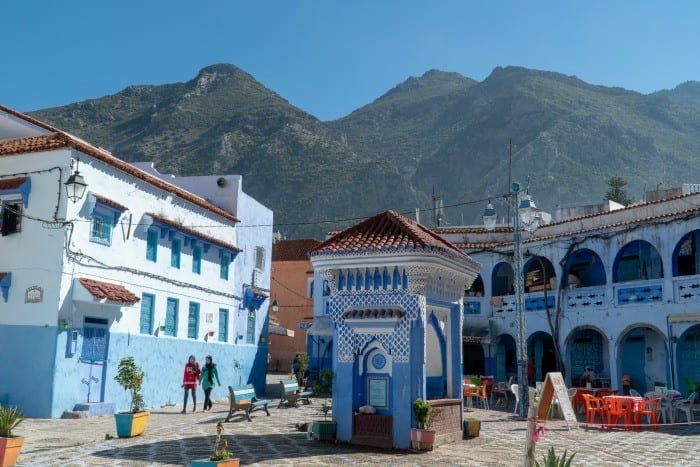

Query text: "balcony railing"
[564, 286, 607, 311]
[614, 279, 663, 306]
[674, 275, 700, 303]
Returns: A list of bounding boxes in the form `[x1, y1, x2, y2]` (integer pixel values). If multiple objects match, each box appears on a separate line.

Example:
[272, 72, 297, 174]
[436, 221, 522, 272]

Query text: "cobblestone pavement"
[15, 400, 700, 466]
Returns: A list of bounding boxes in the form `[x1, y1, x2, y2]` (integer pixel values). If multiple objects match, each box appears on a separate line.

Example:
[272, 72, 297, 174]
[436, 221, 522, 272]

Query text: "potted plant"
[0, 405, 23, 467]
[312, 368, 333, 396]
[535, 446, 576, 467]
[311, 400, 337, 441]
[411, 398, 436, 451]
[113, 356, 150, 438]
[191, 420, 239, 466]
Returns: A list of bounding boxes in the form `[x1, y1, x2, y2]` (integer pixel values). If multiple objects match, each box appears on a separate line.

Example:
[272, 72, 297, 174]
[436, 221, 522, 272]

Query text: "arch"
[677, 324, 700, 396]
[527, 331, 557, 382]
[426, 312, 447, 399]
[523, 256, 556, 293]
[617, 325, 668, 393]
[466, 274, 484, 296]
[562, 248, 606, 288]
[566, 326, 609, 387]
[492, 262, 514, 296]
[495, 334, 517, 382]
[462, 342, 485, 375]
[673, 230, 700, 276]
[613, 240, 663, 283]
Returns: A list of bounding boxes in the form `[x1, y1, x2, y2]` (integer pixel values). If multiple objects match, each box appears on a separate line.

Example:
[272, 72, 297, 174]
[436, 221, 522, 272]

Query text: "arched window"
[466, 275, 484, 296]
[673, 230, 700, 276]
[562, 248, 606, 287]
[613, 240, 663, 283]
[492, 262, 514, 296]
[523, 256, 556, 293]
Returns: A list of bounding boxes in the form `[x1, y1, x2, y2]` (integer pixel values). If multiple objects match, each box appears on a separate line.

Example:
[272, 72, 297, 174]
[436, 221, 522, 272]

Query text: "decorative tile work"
[464, 300, 481, 315]
[615, 282, 663, 305]
[674, 276, 700, 302]
[524, 294, 555, 312]
[564, 286, 607, 311]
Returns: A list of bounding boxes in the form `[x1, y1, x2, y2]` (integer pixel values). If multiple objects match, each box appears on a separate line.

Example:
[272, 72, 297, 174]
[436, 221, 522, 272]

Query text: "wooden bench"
[278, 379, 313, 408]
[226, 384, 272, 422]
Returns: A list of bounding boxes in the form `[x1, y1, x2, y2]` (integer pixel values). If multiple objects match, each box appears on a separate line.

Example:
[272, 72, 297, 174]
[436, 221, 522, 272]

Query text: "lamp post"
[65, 158, 88, 203]
[483, 182, 539, 419]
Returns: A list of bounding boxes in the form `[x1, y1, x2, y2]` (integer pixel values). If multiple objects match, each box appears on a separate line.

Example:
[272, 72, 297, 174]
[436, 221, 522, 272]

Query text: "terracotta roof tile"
[310, 210, 473, 263]
[0, 129, 240, 224]
[0, 177, 28, 190]
[342, 308, 405, 320]
[435, 226, 514, 234]
[78, 278, 140, 304]
[93, 193, 128, 212]
[272, 238, 322, 262]
[147, 213, 242, 253]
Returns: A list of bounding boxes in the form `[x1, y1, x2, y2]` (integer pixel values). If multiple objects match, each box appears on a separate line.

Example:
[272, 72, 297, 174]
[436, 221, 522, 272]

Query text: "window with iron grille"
[0, 201, 22, 236]
[139, 293, 155, 334]
[171, 238, 181, 269]
[255, 246, 265, 271]
[246, 308, 256, 344]
[146, 229, 158, 262]
[90, 212, 113, 246]
[218, 308, 229, 343]
[165, 298, 179, 336]
[188, 302, 200, 339]
[192, 246, 202, 274]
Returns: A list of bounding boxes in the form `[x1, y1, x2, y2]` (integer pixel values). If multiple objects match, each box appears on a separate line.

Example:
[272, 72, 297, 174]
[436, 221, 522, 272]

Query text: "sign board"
[368, 377, 389, 409]
[536, 372, 577, 427]
[299, 321, 312, 330]
[25, 286, 43, 303]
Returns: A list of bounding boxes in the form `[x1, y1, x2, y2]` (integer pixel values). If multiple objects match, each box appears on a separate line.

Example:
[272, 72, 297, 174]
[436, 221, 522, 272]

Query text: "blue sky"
[2, 1, 699, 120]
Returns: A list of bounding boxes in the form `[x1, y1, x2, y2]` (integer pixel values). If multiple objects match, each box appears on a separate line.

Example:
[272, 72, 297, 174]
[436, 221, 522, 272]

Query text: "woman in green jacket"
[199, 355, 221, 411]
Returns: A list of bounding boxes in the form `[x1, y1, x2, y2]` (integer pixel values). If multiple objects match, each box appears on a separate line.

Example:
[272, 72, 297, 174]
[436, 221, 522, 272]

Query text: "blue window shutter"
[171, 238, 181, 268]
[165, 298, 178, 336]
[188, 302, 199, 339]
[220, 254, 229, 280]
[192, 246, 202, 274]
[90, 212, 113, 246]
[140, 294, 154, 334]
[146, 230, 158, 262]
[218, 309, 228, 342]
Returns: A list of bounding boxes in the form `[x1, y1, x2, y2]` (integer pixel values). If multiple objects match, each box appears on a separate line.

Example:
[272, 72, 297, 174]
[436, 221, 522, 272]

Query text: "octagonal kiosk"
[309, 211, 480, 449]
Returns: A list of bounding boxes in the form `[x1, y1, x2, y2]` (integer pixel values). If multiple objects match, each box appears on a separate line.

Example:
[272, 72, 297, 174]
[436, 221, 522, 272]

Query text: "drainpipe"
[667, 315, 676, 390]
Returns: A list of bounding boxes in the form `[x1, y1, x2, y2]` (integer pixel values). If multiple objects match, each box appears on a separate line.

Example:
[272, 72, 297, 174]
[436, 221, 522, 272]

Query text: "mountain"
[28, 64, 700, 237]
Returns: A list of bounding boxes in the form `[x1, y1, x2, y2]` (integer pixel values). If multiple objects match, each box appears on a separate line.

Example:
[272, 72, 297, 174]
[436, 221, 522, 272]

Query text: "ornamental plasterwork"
[405, 265, 437, 294]
[319, 269, 337, 294]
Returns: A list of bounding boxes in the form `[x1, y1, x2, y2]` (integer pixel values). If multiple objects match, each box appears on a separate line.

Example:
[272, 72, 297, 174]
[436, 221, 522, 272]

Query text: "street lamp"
[271, 299, 279, 313]
[483, 182, 538, 418]
[65, 158, 88, 203]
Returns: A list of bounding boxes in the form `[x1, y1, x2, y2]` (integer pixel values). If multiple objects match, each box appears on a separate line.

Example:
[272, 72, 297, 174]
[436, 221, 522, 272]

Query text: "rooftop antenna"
[432, 185, 443, 227]
[507, 138, 514, 225]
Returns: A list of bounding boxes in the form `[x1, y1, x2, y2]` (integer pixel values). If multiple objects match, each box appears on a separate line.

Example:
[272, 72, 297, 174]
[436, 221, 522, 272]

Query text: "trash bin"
[463, 419, 481, 438]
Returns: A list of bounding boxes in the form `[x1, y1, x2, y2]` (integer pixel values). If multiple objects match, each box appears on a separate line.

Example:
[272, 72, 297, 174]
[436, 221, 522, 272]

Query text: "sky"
[2, 0, 700, 121]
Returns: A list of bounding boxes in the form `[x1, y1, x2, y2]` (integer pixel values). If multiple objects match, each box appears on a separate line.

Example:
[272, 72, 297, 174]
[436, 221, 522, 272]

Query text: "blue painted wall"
[0, 324, 57, 417]
[49, 330, 265, 418]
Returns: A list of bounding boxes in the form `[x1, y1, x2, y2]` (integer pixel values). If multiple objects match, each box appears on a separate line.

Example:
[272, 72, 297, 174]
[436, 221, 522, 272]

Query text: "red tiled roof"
[0, 103, 62, 133]
[310, 210, 472, 262]
[342, 308, 406, 320]
[435, 226, 514, 234]
[93, 193, 128, 212]
[147, 213, 243, 253]
[0, 129, 240, 224]
[78, 278, 140, 304]
[0, 177, 28, 190]
[272, 238, 322, 262]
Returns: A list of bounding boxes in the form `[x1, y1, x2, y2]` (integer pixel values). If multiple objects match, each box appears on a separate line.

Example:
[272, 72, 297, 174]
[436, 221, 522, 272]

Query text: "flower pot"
[114, 411, 150, 438]
[410, 428, 436, 451]
[311, 420, 337, 441]
[190, 458, 240, 467]
[463, 419, 481, 438]
[0, 436, 24, 467]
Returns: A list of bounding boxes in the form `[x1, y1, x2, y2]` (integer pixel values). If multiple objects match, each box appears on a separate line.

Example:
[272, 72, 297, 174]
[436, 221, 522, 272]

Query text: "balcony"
[614, 279, 663, 306]
[564, 286, 607, 312]
[674, 275, 700, 303]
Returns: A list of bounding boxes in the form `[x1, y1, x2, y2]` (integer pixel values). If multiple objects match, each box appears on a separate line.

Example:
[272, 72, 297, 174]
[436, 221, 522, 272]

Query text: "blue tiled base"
[73, 402, 116, 417]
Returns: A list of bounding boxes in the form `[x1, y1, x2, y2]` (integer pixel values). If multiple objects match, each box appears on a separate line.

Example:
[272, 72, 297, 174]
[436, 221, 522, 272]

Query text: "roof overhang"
[73, 278, 140, 307]
[307, 315, 334, 337]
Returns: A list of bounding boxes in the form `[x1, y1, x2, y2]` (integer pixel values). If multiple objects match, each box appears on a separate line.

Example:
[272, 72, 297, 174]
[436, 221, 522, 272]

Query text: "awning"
[243, 286, 269, 310]
[73, 277, 140, 306]
[269, 323, 295, 337]
[307, 315, 334, 337]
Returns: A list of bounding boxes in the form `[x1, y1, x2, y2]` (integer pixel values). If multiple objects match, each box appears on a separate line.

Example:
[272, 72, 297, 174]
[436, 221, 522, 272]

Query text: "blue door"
[621, 336, 646, 393]
[79, 317, 109, 403]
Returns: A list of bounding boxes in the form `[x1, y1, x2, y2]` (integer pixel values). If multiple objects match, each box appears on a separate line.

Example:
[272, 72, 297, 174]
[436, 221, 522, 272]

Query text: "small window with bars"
[255, 246, 265, 271]
[1, 201, 22, 236]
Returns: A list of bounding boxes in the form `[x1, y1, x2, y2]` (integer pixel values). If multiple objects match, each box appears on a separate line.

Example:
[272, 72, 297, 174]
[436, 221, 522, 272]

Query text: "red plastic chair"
[604, 398, 633, 429]
[581, 394, 605, 427]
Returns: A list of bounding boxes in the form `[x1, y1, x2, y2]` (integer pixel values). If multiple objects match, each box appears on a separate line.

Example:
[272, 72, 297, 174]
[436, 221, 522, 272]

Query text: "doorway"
[79, 317, 109, 403]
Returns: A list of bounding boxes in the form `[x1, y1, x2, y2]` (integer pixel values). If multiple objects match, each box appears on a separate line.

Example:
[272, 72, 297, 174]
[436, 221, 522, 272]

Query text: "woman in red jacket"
[181, 355, 201, 413]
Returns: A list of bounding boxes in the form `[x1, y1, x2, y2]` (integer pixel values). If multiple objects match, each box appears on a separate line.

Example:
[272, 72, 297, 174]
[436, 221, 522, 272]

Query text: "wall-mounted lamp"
[65, 158, 88, 203]
[271, 299, 279, 313]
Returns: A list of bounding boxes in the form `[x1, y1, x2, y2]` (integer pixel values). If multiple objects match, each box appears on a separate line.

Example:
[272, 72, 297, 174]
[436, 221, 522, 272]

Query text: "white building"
[0, 105, 272, 417]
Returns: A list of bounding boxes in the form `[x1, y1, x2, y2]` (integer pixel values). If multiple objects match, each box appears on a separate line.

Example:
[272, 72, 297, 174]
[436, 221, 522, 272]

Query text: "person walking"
[199, 355, 221, 411]
[181, 355, 200, 413]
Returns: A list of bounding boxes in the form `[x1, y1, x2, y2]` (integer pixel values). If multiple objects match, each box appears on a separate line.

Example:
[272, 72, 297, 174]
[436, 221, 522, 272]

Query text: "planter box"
[0, 436, 24, 467]
[114, 411, 150, 438]
[312, 421, 337, 441]
[410, 428, 436, 451]
[190, 458, 240, 467]
[463, 419, 481, 438]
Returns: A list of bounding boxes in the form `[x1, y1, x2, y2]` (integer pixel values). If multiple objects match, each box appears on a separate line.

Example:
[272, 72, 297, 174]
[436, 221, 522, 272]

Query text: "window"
[171, 238, 181, 269]
[165, 298, 178, 337]
[188, 302, 200, 339]
[255, 246, 265, 271]
[218, 308, 229, 343]
[246, 308, 256, 344]
[140, 293, 155, 334]
[0, 201, 22, 236]
[146, 230, 158, 262]
[192, 246, 202, 274]
[307, 278, 314, 298]
[90, 212, 113, 245]
[220, 254, 229, 280]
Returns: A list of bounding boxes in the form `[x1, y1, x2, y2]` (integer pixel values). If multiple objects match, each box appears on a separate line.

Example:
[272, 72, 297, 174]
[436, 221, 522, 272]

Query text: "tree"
[605, 176, 632, 205]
